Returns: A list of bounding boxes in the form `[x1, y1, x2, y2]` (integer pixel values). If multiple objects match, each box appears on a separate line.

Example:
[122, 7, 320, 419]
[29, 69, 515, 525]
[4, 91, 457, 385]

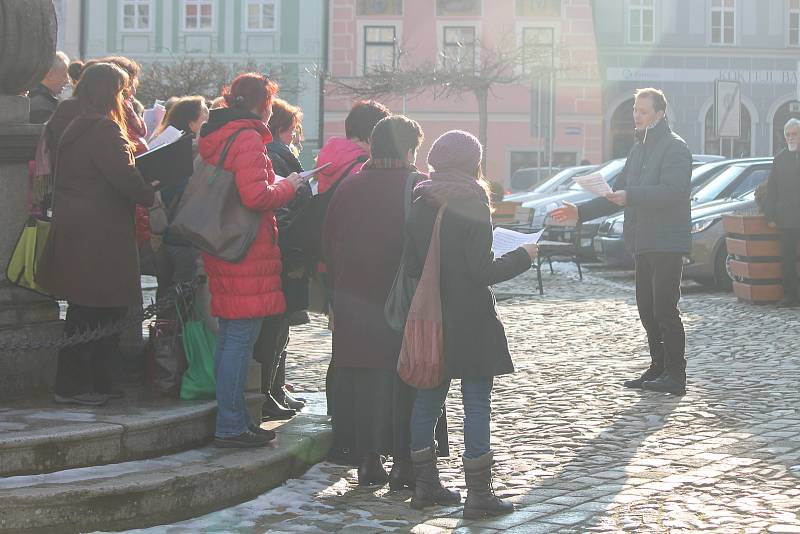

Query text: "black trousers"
[779, 229, 800, 300]
[634, 252, 686, 383]
[253, 314, 290, 398]
[55, 303, 128, 397]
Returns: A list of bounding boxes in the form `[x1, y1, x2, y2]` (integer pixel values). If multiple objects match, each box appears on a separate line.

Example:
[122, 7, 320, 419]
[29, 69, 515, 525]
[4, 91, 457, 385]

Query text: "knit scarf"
[414, 169, 489, 206]
[361, 158, 415, 171]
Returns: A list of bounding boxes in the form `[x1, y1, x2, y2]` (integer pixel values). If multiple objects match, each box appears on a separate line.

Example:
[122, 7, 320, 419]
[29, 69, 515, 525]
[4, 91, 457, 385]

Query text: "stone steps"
[0, 390, 263, 477]
[0, 414, 332, 533]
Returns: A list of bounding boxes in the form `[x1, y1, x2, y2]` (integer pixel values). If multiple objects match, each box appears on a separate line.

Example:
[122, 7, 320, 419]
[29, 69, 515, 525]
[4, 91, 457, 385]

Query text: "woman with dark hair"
[153, 96, 209, 138]
[199, 73, 304, 448]
[323, 115, 448, 489]
[405, 130, 537, 517]
[36, 63, 156, 406]
[252, 97, 310, 420]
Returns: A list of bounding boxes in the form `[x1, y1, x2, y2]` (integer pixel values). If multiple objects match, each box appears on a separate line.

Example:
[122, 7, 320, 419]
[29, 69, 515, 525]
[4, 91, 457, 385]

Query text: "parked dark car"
[543, 155, 735, 260]
[509, 166, 563, 192]
[503, 164, 599, 224]
[595, 158, 773, 280]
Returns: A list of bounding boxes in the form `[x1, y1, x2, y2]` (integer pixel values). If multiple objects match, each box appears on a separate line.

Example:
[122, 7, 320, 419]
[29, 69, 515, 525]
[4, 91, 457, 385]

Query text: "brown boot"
[463, 451, 513, 519]
[410, 447, 461, 509]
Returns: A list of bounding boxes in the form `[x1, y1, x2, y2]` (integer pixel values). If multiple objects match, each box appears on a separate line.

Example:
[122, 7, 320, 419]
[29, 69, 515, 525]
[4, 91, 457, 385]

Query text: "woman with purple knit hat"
[405, 130, 538, 518]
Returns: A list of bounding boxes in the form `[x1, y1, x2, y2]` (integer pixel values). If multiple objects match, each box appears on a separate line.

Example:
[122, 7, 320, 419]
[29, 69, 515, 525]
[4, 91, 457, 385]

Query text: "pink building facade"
[324, 0, 604, 187]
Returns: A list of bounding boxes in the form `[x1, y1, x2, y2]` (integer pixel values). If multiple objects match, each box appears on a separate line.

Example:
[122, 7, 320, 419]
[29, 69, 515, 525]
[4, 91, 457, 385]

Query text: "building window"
[122, 0, 151, 31]
[436, 0, 481, 16]
[710, 0, 735, 45]
[364, 26, 397, 74]
[628, 0, 654, 43]
[442, 26, 476, 71]
[790, 0, 800, 46]
[522, 27, 554, 73]
[515, 0, 561, 17]
[184, 0, 213, 31]
[357, 0, 403, 15]
[246, 0, 276, 31]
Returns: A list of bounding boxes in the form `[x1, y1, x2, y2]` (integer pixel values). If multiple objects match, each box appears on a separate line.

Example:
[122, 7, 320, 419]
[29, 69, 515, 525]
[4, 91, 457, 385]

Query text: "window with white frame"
[184, 0, 213, 31]
[710, 0, 735, 45]
[628, 0, 654, 43]
[122, 0, 151, 31]
[246, 0, 277, 31]
[364, 26, 396, 74]
[790, 0, 800, 46]
[442, 26, 476, 72]
[522, 27, 554, 74]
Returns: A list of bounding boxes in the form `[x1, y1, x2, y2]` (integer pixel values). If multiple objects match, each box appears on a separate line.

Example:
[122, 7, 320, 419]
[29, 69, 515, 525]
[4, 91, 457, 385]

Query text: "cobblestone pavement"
[155, 264, 800, 533]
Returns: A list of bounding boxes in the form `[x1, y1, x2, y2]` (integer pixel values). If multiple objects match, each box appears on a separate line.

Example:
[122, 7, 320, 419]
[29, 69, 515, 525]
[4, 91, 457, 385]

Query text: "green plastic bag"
[6, 216, 53, 297]
[179, 302, 217, 400]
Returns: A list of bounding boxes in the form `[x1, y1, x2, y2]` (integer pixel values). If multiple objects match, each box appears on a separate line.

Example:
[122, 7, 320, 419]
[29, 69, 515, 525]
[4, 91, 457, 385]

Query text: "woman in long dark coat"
[322, 115, 447, 489]
[36, 63, 156, 406]
[405, 131, 538, 517]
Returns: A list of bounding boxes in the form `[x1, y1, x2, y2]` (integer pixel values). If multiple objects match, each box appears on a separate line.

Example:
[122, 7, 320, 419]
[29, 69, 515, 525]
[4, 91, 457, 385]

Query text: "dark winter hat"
[427, 130, 483, 175]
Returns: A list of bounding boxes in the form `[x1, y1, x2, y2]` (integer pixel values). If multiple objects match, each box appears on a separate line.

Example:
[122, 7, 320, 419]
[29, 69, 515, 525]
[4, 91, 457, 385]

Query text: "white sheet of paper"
[574, 172, 612, 196]
[492, 227, 545, 259]
[147, 126, 183, 150]
[143, 104, 166, 140]
[299, 162, 333, 179]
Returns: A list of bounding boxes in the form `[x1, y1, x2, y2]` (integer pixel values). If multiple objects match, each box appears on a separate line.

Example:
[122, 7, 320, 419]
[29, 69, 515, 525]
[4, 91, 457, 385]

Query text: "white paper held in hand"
[143, 103, 166, 141]
[574, 172, 612, 196]
[147, 126, 183, 150]
[274, 162, 334, 183]
[492, 227, 545, 259]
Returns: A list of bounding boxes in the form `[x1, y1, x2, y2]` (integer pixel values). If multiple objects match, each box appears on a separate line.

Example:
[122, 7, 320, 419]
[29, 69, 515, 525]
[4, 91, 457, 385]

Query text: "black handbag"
[384, 173, 420, 333]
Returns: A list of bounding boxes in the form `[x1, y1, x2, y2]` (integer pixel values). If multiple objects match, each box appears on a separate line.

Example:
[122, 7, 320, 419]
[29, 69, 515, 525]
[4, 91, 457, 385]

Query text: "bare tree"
[321, 36, 556, 171]
[136, 55, 306, 106]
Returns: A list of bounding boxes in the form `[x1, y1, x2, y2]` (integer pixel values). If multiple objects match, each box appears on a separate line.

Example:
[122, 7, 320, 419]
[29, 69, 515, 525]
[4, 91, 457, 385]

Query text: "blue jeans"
[410, 377, 493, 459]
[214, 317, 263, 438]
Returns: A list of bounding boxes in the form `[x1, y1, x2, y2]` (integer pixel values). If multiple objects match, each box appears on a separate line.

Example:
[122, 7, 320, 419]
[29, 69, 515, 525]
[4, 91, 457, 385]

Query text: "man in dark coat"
[29, 51, 70, 124]
[763, 118, 800, 307]
[552, 88, 691, 396]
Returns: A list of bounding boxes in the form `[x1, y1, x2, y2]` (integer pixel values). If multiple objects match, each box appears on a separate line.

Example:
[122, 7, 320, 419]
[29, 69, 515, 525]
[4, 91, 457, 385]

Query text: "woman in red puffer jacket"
[198, 73, 303, 448]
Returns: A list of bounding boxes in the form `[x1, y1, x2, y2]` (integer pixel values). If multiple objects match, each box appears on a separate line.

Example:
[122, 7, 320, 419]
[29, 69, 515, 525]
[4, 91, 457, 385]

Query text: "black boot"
[623, 346, 664, 389]
[623, 365, 663, 389]
[410, 447, 461, 509]
[642, 373, 686, 395]
[388, 455, 415, 491]
[261, 393, 295, 421]
[463, 451, 514, 520]
[357, 453, 389, 486]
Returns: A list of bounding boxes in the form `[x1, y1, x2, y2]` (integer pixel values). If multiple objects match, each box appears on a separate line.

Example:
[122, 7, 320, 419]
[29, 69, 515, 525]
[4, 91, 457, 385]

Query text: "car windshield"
[533, 167, 583, 193]
[568, 160, 625, 191]
[692, 165, 747, 204]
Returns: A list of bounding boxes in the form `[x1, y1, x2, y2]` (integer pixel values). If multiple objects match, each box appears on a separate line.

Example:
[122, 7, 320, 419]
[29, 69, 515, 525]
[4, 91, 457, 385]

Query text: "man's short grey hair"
[784, 118, 800, 134]
[53, 51, 69, 70]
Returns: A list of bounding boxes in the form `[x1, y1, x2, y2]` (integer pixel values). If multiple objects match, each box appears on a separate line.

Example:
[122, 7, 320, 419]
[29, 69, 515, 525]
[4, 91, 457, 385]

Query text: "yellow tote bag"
[6, 215, 53, 297]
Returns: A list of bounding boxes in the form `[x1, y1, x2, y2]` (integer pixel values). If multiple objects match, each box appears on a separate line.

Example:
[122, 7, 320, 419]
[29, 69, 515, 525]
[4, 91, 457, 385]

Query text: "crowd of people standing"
[28, 50, 539, 519]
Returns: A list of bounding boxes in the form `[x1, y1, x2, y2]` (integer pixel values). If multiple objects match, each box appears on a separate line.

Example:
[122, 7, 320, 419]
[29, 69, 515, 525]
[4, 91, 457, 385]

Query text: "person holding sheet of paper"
[405, 130, 537, 518]
[551, 88, 691, 396]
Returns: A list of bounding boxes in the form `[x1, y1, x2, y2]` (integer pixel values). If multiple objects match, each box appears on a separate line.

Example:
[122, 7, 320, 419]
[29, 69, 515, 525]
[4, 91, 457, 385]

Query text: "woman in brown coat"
[36, 63, 156, 406]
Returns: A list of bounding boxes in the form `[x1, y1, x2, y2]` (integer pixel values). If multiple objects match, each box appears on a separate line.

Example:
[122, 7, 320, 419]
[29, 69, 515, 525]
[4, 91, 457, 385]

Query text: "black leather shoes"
[248, 423, 277, 441]
[642, 374, 686, 395]
[357, 454, 389, 486]
[261, 394, 295, 421]
[623, 368, 663, 389]
[388, 456, 415, 491]
[215, 430, 273, 448]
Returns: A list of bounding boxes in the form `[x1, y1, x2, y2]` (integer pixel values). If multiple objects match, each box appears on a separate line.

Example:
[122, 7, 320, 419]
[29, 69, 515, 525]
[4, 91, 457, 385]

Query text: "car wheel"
[714, 247, 733, 291]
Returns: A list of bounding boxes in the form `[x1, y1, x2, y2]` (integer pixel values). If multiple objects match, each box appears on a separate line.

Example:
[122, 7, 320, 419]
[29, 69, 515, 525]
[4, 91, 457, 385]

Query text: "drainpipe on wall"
[318, 0, 330, 149]
[79, 0, 88, 59]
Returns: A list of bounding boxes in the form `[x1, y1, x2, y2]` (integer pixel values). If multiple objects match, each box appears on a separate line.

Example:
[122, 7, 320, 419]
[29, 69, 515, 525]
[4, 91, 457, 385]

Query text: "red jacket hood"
[198, 118, 271, 165]
[316, 137, 368, 193]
